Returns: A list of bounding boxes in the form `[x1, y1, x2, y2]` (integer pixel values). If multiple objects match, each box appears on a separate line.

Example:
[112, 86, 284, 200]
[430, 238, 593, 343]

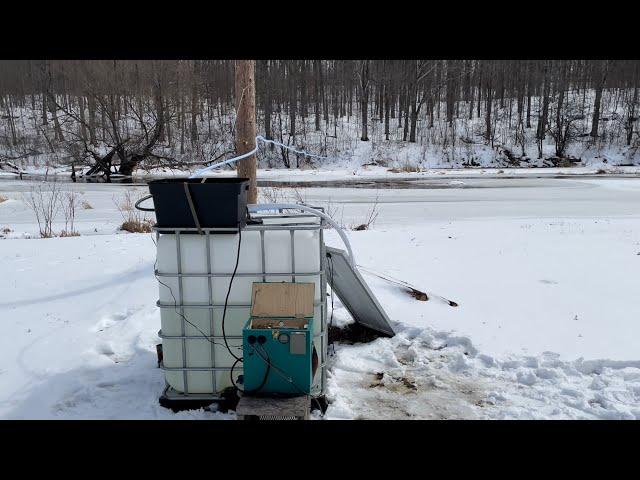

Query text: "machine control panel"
[289, 332, 306, 355]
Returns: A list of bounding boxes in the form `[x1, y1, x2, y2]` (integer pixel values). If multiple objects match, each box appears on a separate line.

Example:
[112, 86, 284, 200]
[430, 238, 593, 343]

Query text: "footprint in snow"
[96, 342, 131, 364]
[96, 342, 115, 356]
[96, 382, 117, 390]
[91, 310, 132, 332]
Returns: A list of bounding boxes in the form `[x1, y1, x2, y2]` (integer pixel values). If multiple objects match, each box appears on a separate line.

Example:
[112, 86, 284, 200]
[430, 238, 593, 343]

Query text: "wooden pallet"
[236, 395, 310, 420]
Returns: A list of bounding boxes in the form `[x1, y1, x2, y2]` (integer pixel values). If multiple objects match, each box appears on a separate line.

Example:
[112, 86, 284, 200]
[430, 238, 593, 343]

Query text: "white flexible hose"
[189, 135, 329, 179]
[188, 138, 352, 264]
[247, 203, 355, 266]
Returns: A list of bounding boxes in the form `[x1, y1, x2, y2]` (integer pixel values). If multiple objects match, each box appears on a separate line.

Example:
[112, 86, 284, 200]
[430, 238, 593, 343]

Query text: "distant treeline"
[0, 60, 638, 175]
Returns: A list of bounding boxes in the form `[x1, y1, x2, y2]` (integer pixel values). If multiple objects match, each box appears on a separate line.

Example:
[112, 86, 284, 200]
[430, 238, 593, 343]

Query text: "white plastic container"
[157, 223, 325, 396]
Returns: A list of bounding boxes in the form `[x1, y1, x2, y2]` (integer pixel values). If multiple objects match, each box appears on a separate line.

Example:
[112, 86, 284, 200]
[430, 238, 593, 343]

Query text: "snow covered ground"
[1, 175, 639, 419]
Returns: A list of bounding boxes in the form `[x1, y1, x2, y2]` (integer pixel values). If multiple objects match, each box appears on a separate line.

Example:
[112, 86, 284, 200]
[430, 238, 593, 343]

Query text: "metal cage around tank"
[154, 208, 329, 407]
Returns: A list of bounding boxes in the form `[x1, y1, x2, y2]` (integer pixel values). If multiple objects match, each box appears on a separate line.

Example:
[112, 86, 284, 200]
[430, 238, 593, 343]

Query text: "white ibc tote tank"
[155, 212, 328, 398]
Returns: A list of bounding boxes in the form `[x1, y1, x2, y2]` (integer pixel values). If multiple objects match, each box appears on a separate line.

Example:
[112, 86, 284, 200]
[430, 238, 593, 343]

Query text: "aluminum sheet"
[326, 247, 395, 336]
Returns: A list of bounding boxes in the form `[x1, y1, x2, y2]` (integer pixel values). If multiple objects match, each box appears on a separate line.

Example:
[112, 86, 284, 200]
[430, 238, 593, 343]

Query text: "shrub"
[351, 193, 380, 231]
[61, 191, 79, 237]
[22, 182, 62, 238]
[114, 190, 154, 233]
[557, 158, 575, 168]
[260, 186, 286, 204]
[400, 161, 420, 173]
[121, 219, 153, 233]
[388, 159, 420, 173]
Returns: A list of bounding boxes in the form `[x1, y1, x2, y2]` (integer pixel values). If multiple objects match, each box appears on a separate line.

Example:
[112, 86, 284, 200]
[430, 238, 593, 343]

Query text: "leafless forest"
[0, 60, 638, 177]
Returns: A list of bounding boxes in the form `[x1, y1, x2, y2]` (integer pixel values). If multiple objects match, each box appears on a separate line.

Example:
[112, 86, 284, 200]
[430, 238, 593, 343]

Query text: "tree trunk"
[627, 63, 639, 146]
[591, 86, 603, 138]
[485, 79, 493, 144]
[79, 96, 87, 141]
[446, 60, 455, 124]
[526, 85, 532, 129]
[409, 100, 418, 142]
[41, 92, 48, 126]
[6, 95, 17, 146]
[49, 94, 64, 141]
[87, 95, 96, 145]
[191, 62, 199, 145]
[627, 83, 638, 146]
[359, 60, 370, 141]
[180, 95, 185, 155]
[289, 83, 296, 145]
[320, 62, 328, 123]
[314, 60, 321, 131]
[100, 102, 106, 142]
[537, 64, 550, 141]
[262, 61, 273, 149]
[469, 84, 474, 120]
[555, 63, 567, 157]
[591, 61, 609, 139]
[235, 60, 257, 204]
[398, 87, 403, 129]
[384, 78, 390, 140]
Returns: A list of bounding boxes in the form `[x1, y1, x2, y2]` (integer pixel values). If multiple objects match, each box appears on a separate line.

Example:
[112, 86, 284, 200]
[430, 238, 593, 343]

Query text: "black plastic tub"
[147, 177, 249, 229]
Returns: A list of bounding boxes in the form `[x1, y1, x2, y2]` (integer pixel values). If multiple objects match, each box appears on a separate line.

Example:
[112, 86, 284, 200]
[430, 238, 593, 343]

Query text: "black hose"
[134, 194, 155, 212]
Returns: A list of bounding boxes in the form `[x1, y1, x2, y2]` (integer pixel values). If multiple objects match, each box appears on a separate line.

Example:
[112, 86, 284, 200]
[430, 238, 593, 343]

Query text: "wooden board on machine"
[250, 282, 315, 319]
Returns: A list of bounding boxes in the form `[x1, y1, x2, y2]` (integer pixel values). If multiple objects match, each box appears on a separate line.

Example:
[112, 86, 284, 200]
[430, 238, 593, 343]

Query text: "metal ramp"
[325, 247, 395, 337]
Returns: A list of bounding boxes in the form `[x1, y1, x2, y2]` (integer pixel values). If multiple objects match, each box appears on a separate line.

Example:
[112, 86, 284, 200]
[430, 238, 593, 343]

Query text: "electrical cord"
[230, 346, 271, 394]
[155, 226, 246, 362]
[221, 226, 243, 362]
[152, 236, 237, 351]
[230, 357, 243, 391]
[252, 343, 325, 415]
[153, 227, 253, 388]
[233, 344, 324, 416]
[327, 253, 336, 357]
[252, 343, 309, 395]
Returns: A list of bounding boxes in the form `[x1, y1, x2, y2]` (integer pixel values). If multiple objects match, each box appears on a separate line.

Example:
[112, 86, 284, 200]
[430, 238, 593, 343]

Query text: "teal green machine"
[242, 282, 315, 396]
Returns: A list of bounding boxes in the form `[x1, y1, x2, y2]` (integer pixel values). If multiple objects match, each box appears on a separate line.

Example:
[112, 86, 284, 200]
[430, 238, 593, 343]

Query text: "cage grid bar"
[205, 230, 216, 394]
[176, 232, 189, 394]
[157, 216, 328, 402]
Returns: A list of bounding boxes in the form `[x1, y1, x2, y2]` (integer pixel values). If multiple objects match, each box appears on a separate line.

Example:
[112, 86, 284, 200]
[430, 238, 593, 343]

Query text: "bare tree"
[0, 59, 639, 174]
